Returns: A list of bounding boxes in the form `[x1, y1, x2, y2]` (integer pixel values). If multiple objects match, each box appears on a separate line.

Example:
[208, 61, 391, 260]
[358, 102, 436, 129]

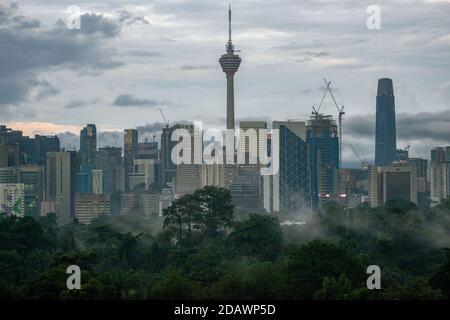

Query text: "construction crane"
[324, 78, 345, 170]
[314, 78, 345, 169]
[159, 108, 170, 128]
[350, 144, 367, 170]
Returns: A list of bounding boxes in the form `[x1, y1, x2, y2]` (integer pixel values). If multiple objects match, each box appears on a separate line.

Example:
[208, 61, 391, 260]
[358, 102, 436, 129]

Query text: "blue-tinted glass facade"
[306, 115, 340, 210]
[279, 125, 311, 212]
[375, 78, 397, 166]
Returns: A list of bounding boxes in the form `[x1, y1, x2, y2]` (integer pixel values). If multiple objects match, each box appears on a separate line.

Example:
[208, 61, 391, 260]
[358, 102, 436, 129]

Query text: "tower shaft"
[226, 74, 235, 130]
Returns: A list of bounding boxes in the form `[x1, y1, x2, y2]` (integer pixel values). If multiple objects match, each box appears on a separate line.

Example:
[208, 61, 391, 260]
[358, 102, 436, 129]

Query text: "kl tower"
[219, 4, 241, 131]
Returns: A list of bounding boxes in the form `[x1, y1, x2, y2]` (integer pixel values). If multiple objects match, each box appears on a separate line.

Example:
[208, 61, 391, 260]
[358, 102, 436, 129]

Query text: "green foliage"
[228, 214, 283, 261]
[1, 196, 450, 300]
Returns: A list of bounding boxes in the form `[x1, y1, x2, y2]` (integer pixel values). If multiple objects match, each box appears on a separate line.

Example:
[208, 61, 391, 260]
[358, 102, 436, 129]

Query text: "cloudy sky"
[1, 0, 450, 166]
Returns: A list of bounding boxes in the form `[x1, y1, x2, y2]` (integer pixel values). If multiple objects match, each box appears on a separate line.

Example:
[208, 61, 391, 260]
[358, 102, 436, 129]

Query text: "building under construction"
[306, 113, 340, 210]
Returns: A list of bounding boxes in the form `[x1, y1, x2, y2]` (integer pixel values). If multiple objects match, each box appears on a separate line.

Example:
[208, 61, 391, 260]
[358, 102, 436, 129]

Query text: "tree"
[163, 194, 201, 245]
[193, 186, 234, 237]
[282, 240, 365, 299]
[228, 214, 283, 261]
[430, 248, 450, 298]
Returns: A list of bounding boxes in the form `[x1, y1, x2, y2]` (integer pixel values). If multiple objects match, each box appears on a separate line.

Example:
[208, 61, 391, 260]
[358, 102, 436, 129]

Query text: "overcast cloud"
[1, 0, 450, 165]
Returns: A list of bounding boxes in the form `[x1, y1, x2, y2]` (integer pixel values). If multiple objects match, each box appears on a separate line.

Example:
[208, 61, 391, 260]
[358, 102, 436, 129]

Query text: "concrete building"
[161, 124, 197, 188]
[139, 192, 160, 216]
[80, 124, 97, 168]
[121, 192, 137, 215]
[174, 164, 201, 197]
[368, 162, 418, 208]
[137, 140, 159, 160]
[0, 183, 25, 217]
[238, 121, 268, 165]
[0, 144, 20, 167]
[75, 193, 111, 224]
[375, 78, 397, 166]
[0, 125, 23, 145]
[430, 147, 450, 205]
[40, 201, 61, 217]
[96, 147, 123, 193]
[45, 151, 77, 225]
[0, 167, 17, 183]
[92, 169, 104, 194]
[134, 159, 158, 190]
[124, 129, 138, 191]
[18, 165, 44, 217]
[407, 158, 429, 207]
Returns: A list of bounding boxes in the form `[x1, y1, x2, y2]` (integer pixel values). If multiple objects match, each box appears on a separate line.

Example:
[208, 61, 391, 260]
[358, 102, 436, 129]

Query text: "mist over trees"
[1, 186, 450, 300]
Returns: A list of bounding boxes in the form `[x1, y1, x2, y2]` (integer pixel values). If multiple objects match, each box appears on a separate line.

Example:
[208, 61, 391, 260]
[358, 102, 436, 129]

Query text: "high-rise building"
[33, 135, 60, 165]
[368, 162, 418, 208]
[134, 159, 159, 190]
[375, 78, 397, 166]
[137, 140, 159, 160]
[18, 165, 44, 217]
[306, 114, 340, 209]
[124, 129, 138, 191]
[75, 193, 110, 224]
[92, 169, 104, 194]
[121, 192, 137, 215]
[430, 147, 450, 205]
[219, 5, 241, 130]
[0, 144, 20, 167]
[263, 121, 311, 213]
[45, 151, 77, 225]
[0, 125, 23, 145]
[96, 147, 123, 193]
[80, 124, 97, 167]
[0, 183, 25, 217]
[174, 164, 201, 197]
[139, 192, 160, 216]
[161, 124, 196, 187]
[238, 121, 268, 165]
[407, 158, 429, 207]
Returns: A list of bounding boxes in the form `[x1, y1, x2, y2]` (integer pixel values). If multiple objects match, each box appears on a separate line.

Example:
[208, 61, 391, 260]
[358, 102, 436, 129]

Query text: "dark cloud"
[11, 15, 41, 29]
[113, 94, 172, 108]
[28, 79, 60, 100]
[125, 49, 162, 57]
[345, 110, 450, 146]
[78, 13, 120, 38]
[180, 64, 214, 71]
[117, 10, 150, 25]
[65, 98, 99, 109]
[0, 2, 123, 106]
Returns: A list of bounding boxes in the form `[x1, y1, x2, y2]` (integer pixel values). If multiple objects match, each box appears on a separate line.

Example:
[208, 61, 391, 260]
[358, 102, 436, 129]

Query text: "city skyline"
[1, 0, 450, 166]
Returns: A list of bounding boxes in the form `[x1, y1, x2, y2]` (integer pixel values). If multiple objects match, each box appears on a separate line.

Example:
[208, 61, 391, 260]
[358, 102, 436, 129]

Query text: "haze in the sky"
[1, 0, 450, 166]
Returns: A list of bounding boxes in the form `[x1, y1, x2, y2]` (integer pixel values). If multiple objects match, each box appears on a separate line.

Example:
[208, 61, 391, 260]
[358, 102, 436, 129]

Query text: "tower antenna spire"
[229, 4, 232, 43]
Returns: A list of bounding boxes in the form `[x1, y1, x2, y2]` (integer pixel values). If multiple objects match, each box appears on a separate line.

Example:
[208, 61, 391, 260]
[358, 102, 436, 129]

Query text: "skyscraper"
[375, 78, 397, 166]
[124, 129, 138, 191]
[263, 121, 311, 213]
[45, 151, 77, 225]
[306, 114, 340, 210]
[430, 146, 450, 205]
[96, 147, 123, 193]
[219, 5, 241, 130]
[80, 124, 97, 168]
